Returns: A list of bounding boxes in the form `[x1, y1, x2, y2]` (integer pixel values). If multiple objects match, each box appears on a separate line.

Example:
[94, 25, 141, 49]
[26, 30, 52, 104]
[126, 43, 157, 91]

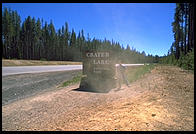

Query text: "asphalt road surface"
[2, 65, 82, 76]
[2, 70, 81, 106]
[2, 64, 144, 76]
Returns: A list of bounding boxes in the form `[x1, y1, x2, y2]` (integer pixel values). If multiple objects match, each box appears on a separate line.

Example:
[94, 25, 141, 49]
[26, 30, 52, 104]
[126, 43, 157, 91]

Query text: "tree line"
[2, 7, 158, 63]
[160, 3, 194, 70]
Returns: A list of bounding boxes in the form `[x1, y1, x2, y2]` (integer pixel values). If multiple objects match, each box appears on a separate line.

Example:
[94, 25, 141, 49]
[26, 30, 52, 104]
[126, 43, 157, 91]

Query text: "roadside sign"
[80, 50, 116, 92]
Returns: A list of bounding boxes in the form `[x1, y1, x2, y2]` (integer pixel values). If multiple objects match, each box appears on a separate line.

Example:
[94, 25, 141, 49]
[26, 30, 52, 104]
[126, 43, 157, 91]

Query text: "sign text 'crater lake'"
[86, 52, 110, 65]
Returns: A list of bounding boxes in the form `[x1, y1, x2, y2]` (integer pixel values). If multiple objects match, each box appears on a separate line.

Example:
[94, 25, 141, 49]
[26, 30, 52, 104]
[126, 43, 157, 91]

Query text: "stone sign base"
[79, 75, 117, 93]
[79, 51, 117, 93]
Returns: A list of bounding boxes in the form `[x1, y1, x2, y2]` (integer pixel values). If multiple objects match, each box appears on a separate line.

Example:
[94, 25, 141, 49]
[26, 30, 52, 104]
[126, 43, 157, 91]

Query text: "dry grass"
[2, 59, 82, 66]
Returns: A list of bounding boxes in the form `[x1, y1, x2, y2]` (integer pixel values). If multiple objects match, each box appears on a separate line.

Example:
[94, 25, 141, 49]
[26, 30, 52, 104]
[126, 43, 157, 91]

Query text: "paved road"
[2, 64, 145, 76]
[2, 65, 82, 76]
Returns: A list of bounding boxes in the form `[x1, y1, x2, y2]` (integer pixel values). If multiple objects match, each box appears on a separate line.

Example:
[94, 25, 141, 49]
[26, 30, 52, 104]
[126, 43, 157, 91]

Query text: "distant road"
[2, 65, 82, 76]
[2, 64, 145, 76]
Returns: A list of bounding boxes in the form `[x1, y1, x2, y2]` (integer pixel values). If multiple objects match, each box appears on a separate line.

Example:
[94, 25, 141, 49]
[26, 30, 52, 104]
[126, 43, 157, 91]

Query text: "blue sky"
[2, 3, 176, 56]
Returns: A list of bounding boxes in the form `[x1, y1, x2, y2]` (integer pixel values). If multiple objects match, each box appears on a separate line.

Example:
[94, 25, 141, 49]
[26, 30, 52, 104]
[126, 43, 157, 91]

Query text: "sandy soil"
[2, 65, 194, 131]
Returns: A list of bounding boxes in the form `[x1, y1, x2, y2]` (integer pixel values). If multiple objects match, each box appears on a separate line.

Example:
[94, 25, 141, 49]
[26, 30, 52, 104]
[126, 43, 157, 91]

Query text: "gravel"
[2, 70, 81, 106]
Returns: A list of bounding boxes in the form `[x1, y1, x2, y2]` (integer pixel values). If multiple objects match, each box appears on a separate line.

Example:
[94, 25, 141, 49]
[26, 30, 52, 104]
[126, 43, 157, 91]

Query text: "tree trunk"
[188, 3, 194, 52]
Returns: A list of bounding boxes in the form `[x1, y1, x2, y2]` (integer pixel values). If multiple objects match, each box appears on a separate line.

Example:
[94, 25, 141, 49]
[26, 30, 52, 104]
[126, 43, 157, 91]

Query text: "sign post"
[80, 50, 116, 92]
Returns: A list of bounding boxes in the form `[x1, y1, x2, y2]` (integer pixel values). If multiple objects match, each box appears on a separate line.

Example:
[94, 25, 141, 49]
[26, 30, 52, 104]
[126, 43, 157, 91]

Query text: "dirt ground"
[2, 65, 194, 131]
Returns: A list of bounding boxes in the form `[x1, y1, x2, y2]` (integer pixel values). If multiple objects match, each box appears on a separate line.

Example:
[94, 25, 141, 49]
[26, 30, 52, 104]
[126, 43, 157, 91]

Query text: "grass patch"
[126, 64, 155, 83]
[61, 72, 82, 87]
[59, 64, 155, 87]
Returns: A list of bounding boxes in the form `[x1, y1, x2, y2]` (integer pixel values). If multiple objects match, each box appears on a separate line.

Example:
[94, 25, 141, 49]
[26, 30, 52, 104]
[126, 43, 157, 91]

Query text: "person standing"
[116, 62, 130, 89]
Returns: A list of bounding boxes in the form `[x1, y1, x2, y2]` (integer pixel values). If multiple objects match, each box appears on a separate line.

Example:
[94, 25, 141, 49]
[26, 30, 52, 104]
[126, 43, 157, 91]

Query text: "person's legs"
[118, 79, 121, 89]
[116, 69, 123, 89]
[122, 73, 130, 87]
[117, 73, 122, 89]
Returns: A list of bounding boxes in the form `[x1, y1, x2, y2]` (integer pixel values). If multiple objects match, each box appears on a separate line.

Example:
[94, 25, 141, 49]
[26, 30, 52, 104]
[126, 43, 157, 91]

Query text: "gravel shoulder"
[2, 65, 194, 131]
[2, 70, 81, 106]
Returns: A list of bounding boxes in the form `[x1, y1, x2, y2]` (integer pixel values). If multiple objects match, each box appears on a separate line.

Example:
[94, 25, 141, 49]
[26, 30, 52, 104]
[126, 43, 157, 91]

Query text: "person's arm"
[121, 64, 126, 69]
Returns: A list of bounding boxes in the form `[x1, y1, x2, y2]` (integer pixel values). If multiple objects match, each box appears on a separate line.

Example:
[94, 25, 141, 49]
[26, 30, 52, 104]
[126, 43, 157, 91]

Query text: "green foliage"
[127, 64, 155, 83]
[160, 50, 194, 70]
[40, 58, 47, 61]
[177, 50, 194, 70]
[61, 73, 82, 87]
[160, 3, 194, 71]
[160, 54, 177, 65]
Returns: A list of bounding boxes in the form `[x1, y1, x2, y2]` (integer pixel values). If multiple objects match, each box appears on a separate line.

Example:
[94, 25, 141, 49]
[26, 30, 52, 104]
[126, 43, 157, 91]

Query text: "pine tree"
[2, 7, 158, 63]
[188, 3, 194, 52]
[48, 20, 56, 60]
[64, 22, 69, 60]
[35, 18, 42, 60]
